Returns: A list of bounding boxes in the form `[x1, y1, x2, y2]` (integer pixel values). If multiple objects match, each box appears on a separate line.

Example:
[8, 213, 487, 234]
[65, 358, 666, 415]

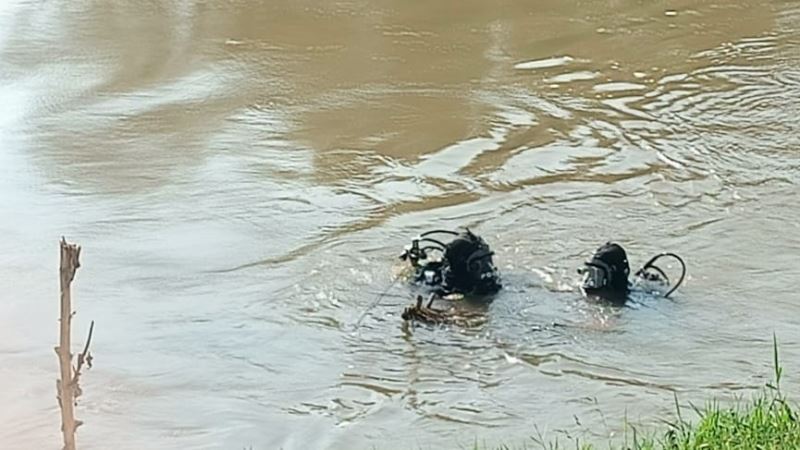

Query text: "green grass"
[477, 335, 800, 450]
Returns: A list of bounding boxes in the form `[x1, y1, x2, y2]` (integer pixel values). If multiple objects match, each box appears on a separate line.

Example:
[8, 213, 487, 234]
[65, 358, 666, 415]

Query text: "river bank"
[488, 339, 797, 450]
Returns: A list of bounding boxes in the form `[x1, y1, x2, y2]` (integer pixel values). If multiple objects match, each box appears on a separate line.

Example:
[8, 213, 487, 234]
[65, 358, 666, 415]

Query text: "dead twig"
[75, 321, 94, 374]
[55, 238, 94, 450]
[401, 294, 487, 327]
[72, 320, 95, 398]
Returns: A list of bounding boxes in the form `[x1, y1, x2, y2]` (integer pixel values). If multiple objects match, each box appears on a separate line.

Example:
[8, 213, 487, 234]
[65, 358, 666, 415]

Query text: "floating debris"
[401, 295, 487, 327]
[514, 55, 574, 70]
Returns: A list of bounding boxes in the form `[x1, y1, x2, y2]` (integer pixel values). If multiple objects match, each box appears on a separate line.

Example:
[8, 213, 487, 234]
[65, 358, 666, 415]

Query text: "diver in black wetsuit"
[399, 229, 501, 297]
[579, 241, 686, 303]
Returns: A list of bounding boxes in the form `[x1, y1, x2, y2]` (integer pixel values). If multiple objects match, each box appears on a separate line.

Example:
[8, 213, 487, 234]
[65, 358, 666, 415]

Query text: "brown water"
[2, 0, 800, 448]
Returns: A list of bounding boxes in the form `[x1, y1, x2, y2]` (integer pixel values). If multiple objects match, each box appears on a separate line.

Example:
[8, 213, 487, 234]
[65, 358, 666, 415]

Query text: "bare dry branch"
[401, 294, 487, 327]
[56, 238, 91, 450]
[75, 321, 95, 377]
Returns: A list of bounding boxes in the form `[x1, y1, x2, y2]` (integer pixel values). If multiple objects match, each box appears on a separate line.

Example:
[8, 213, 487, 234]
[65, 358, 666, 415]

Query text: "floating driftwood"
[401, 294, 487, 327]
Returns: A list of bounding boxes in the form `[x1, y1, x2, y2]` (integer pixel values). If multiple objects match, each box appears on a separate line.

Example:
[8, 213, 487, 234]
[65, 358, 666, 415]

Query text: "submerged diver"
[399, 228, 502, 297]
[579, 242, 686, 302]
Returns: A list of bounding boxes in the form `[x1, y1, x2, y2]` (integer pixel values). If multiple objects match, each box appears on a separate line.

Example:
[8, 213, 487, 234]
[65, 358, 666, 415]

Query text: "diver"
[399, 228, 502, 297]
[578, 242, 686, 303]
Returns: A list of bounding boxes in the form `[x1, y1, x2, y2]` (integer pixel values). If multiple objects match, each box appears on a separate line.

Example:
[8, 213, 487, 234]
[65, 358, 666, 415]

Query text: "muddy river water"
[1, 0, 800, 448]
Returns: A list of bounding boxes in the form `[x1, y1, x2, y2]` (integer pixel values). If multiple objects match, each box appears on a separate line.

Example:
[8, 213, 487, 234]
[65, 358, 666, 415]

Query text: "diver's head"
[442, 229, 502, 295]
[580, 242, 630, 299]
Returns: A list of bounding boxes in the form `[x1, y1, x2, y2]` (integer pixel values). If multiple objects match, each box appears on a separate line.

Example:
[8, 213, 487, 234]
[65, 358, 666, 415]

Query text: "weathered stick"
[401, 294, 487, 327]
[55, 237, 86, 450]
